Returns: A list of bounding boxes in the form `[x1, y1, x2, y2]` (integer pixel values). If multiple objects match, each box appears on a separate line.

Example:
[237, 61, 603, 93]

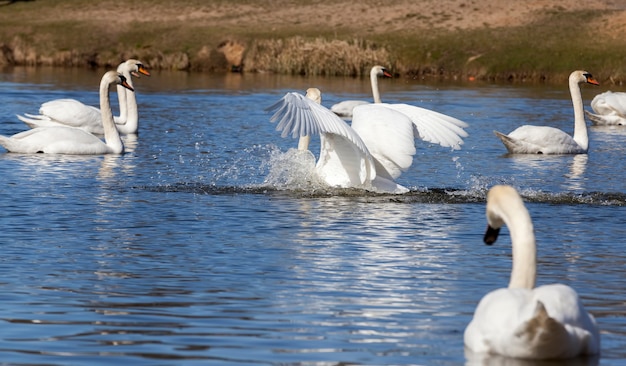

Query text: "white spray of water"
[262, 148, 327, 191]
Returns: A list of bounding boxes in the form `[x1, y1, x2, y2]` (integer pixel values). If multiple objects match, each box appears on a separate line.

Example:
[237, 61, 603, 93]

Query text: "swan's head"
[484, 185, 527, 245]
[372, 65, 393, 78]
[305, 87, 322, 104]
[118, 59, 151, 78]
[103, 71, 135, 92]
[570, 70, 599, 86]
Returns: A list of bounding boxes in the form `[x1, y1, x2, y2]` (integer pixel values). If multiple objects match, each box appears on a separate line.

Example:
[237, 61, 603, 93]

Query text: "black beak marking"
[484, 225, 500, 245]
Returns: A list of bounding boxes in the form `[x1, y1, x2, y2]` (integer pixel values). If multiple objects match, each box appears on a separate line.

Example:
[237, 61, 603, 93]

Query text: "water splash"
[144, 144, 626, 206]
[452, 155, 464, 180]
[261, 148, 324, 191]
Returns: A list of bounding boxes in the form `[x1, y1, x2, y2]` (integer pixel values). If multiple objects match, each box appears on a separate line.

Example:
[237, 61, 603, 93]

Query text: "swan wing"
[380, 103, 469, 150]
[464, 288, 573, 359]
[351, 104, 417, 180]
[316, 133, 375, 187]
[40, 99, 103, 128]
[465, 288, 534, 356]
[531, 284, 600, 357]
[590, 91, 626, 116]
[267, 92, 377, 188]
[464, 284, 599, 359]
[267, 92, 373, 157]
[18, 99, 106, 134]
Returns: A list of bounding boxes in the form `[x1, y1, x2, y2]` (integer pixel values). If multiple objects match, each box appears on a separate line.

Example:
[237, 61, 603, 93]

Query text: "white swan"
[330, 65, 392, 118]
[267, 87, 469, 194]
[16, 59, 150, 135]
[464, 185, 600, 360]
[585, 91, 626, 125]
[0, 71, 133, 155]
[494, 70, 599, 154]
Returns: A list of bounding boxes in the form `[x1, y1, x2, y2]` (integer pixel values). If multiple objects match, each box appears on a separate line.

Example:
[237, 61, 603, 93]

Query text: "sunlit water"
[0, 67, 625, 365]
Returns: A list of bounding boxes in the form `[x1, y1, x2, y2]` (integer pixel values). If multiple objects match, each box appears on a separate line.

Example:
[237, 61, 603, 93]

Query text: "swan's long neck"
[116, 83, 128, 122]
[115, 63, 129, 122]
[508, 210, 536, 289]
[370, 68, 382, 103]
[488, 187, 536, 289]
[570, 77, 588, 151]
[100, 77, 124, 154]
[120, 71, 139, 134]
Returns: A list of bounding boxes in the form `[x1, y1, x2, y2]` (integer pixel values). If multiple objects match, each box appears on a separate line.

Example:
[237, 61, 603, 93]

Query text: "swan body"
[267, 87, 469, 194]
[17, 59, 149, 135]
[464, 185, 600, 360]
[585, 91, 626, 125]
[330, 65, 392, 118]
[0, 71, 133, 155]
[494, 70, 599, 154]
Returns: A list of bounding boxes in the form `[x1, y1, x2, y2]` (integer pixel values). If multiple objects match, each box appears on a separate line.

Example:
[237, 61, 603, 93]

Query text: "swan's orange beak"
[587, 77, 599, 86]
[131, 65, 151, 78]
[121, 79, 134, 92]
[138, 65, 151, 77]
[383, 70, 393, 78]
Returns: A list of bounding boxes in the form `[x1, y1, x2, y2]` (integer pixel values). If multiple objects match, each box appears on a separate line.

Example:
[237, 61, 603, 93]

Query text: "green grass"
[383, 10, 626, 82]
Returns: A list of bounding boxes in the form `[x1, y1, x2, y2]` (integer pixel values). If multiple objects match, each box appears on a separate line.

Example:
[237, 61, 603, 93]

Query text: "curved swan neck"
[570, 75, 589, 151]
[487, 186, 536, 289]
[370, 67, 382, 103]
[100, 74, 124, 154]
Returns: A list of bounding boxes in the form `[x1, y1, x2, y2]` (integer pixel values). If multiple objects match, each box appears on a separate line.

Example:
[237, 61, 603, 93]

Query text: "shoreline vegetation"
[1, 0, 625, 84]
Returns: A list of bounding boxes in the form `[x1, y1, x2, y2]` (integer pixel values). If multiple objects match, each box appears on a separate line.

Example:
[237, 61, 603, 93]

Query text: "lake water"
[0, 67, 624, 365]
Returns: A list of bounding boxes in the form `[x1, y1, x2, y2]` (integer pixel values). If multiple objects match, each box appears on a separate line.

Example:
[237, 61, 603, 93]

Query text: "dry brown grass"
[244, 38, 393, 76]
[1, 0, 625, 82]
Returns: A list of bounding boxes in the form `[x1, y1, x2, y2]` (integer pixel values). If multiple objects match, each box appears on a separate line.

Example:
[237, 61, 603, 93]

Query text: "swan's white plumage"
[17, 59, 149, 135]
[379, 103, 469, 149]
[0, 71, 133, 155]
[585, 90, 626, 125]
[330, 65, 392, 118]
[269, 90, 376, 189]
[464, 185, 600, 360]
[351, 105, 416, 180]
[494, 70, 599, 154]
[495, 126, 583, 155]
[330, 100, 369, 117]
[20, 99, 103, 131]
[269, 91, 371, 155]
[267, 88, 469, 193]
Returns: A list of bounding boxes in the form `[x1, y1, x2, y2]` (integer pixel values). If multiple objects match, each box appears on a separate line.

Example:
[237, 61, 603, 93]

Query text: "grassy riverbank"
[1, 0, 625, 83]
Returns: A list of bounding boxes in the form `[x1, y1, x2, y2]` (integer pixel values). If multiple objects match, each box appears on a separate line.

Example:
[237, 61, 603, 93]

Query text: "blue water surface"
[0, 67, 624, 365]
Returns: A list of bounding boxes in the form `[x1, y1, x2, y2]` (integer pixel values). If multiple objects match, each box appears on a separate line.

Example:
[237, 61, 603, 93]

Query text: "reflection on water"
[502, 153, 589, 192]
[0, 68, 625, 365]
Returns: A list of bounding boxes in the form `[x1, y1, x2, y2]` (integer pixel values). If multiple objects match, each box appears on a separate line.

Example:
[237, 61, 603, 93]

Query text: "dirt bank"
[1, 0, 625, 82]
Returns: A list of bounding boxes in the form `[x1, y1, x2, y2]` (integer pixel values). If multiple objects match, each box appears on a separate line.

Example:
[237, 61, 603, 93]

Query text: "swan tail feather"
[584, 110, 626, 126]
[494, 130, 529, 154]
[584, 110, 606, 125]
[16, 113, 51, 128]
